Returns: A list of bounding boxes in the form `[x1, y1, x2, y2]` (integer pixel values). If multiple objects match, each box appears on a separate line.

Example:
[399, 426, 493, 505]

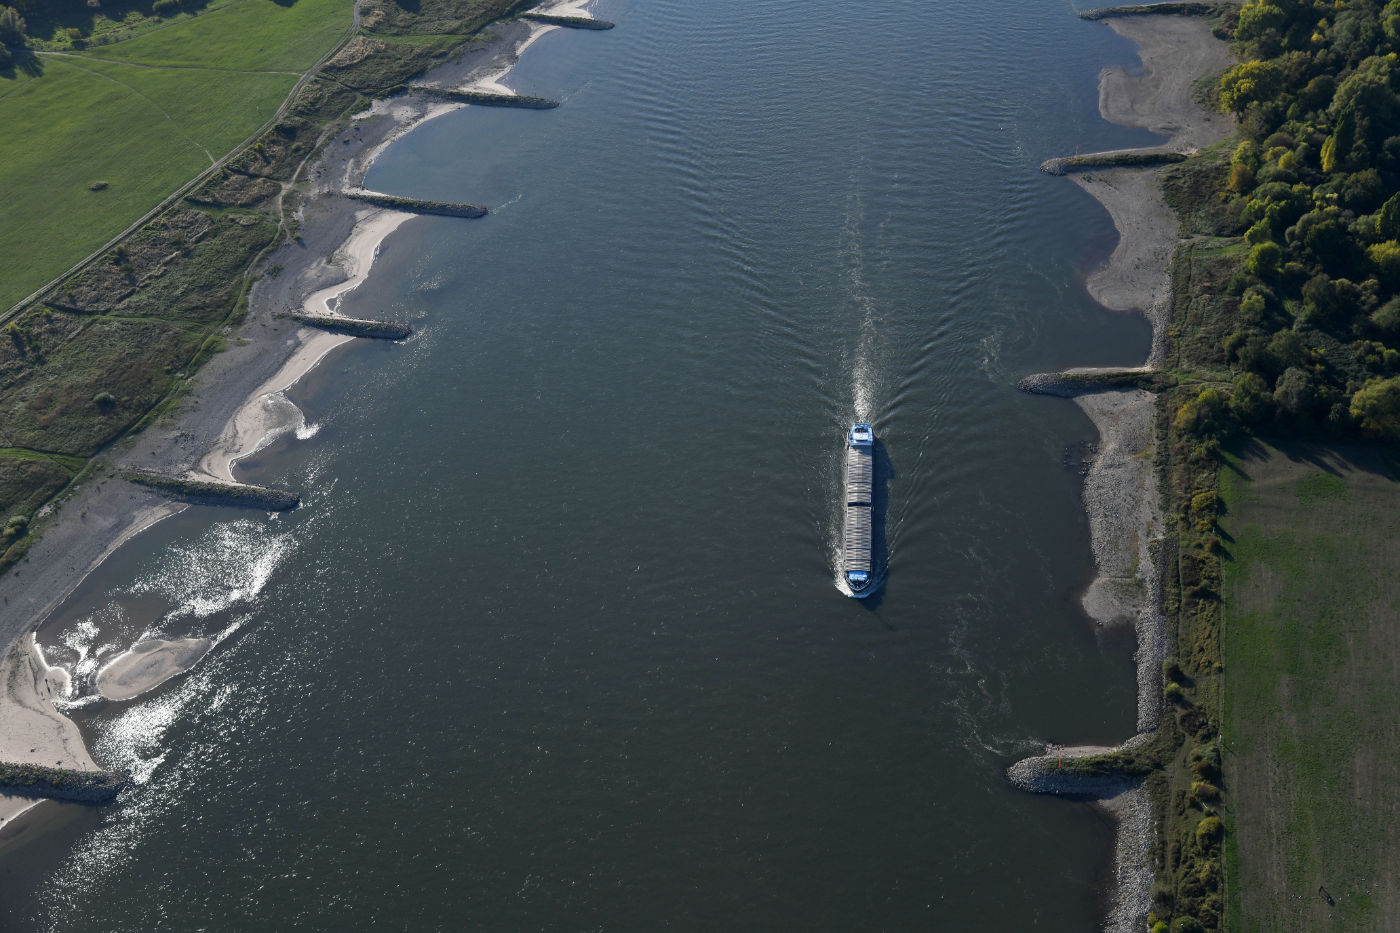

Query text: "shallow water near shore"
[4, 0, 1165, 927]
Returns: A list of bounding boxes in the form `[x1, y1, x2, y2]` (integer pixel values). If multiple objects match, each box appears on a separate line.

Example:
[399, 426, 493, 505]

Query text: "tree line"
[1188, 0, 1400, 442]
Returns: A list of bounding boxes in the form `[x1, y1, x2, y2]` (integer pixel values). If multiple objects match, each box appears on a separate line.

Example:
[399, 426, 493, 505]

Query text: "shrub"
[3, 514, 29, 539]
[1191, 780, 1221, 801]
[1196, 816, 1224, 848]
[153, 0, 180, 16]
[1190, 491, 1221, 516]
[93, 391, 116, 412]
[1171, 916, 1206, 933]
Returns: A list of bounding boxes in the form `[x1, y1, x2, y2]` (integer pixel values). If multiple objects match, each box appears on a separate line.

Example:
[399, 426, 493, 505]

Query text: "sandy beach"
[1012, 7, 1235, 933]
[0, 635, 102, 829]
[0, 6, 575, 848]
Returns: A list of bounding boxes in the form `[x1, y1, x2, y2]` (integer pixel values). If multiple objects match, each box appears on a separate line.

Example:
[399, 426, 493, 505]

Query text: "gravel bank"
[1009, 7, 1235, 932]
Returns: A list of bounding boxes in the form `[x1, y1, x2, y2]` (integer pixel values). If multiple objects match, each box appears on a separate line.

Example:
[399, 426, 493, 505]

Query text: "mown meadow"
[1219, 440, 1400, 932]
[0, 0, 355, 313]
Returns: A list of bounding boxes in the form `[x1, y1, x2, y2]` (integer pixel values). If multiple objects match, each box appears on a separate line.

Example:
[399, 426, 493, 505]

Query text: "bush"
[153, 0, 180, 16]
[92, 390, 116, 412]
[1196, 815, 1224, 848]
[2, 514, 28, 539]
[1191, 780, 1222, 801]
[1190, 491, 1221, 516]
[1171, 917, 1206, 933]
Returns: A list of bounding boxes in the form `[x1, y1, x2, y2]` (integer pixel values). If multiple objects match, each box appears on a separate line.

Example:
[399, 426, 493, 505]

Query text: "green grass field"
[1220, 439, 1400, 932]
[0, 0, 353, 312]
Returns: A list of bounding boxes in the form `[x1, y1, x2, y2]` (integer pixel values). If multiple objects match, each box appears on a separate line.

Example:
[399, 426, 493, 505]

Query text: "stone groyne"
[1081, 2, 1224, 21]
[1040, 150, 1187, 176]
[410, 86, 560, 109]
[344, 192, 488, 218]
[0, 760, 129, 804]
[287, 313, 412, 340]
[521, 12, 614, 29]
[126, 472, 301, 510]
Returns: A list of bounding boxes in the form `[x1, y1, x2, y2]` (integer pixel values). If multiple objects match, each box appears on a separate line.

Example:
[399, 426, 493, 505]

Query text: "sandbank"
[95, 638, 214, 702]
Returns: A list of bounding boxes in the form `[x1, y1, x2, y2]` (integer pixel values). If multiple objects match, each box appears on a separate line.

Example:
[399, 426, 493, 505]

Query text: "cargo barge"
[843, 422, 875, 597]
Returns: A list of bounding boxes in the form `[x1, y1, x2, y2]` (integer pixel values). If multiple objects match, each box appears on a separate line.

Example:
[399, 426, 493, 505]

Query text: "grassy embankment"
[0, 0, 527, 568]
[0, 0, 357, 313]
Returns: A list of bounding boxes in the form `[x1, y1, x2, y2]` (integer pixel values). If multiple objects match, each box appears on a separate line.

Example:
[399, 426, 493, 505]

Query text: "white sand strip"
[195, 207, 414, 483]
[193, 329, 352, 483]
[301, 208, 414, 317]
[468, 22, 553, 94]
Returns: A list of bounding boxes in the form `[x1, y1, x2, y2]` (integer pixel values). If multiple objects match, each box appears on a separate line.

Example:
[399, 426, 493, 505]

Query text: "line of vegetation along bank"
[1155, 2, 1400, 930]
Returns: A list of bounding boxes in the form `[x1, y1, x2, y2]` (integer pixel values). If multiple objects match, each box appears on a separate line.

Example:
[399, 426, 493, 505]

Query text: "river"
[1, 0, 1165, 927]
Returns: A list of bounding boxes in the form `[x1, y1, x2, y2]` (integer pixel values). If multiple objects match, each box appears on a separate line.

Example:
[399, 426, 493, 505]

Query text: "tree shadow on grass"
[0, 50, 44, 79]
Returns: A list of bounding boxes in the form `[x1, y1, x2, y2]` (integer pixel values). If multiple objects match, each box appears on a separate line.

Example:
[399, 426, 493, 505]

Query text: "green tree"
[1274, 366, 1317, 419]
[1232, 372, 1274, 423]
[1219, 61, 1284, 114]
[1369, 240, 1400, 286]
[0, 5, 26, 48]
[1350, 375, 1400, 439]
[1248, 240, 1284, 280]
[1236, 1, 1288, 42]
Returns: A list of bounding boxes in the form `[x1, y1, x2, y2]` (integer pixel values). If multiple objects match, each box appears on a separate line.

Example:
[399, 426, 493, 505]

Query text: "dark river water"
[1, 0, 1166, 928]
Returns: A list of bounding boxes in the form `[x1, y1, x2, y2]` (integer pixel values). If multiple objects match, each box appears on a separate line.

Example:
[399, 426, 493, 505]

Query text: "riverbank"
[0, 0, 595, 848]
[1013, 6, 1234, 932]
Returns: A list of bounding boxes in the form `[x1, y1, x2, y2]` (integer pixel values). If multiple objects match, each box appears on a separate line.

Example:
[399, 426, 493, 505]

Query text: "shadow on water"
[857, 438, 896, 612]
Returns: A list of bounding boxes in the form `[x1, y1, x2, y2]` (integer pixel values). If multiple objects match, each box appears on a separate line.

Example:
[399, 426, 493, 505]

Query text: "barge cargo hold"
[843, 422, 875, 597]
